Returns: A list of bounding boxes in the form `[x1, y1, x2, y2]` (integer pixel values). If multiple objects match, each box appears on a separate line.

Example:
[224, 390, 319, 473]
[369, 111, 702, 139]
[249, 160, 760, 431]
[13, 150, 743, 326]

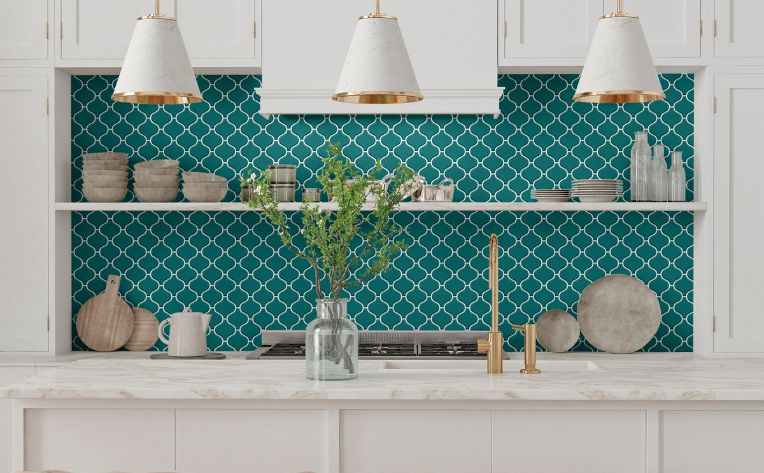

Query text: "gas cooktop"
[247, 331, 488, 360]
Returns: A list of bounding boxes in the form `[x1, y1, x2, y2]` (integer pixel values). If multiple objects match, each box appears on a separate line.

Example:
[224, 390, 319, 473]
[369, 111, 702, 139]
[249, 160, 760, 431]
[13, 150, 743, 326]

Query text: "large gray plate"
[578, 275, 661, 354]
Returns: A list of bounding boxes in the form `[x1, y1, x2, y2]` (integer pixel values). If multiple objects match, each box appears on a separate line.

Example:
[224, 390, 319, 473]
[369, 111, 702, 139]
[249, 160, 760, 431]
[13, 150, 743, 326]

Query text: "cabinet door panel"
[662, 411, 764, 472]
[25, 408, 175, 472]
[0, 0, 48, 59]
[341, 410, 491, 473]
[60, 0, 175, 60]
[715, 0, 764, 57]
[0, 367, 36, 473]
[605, 0, 700, 57]
[714, 74, 764, 352]
[492, 410, 646, 473]
[504, 0, 603, 58]
[0, 75, 48, 352]
[176, 0, 256, 60]
[176, 410, 328, 473]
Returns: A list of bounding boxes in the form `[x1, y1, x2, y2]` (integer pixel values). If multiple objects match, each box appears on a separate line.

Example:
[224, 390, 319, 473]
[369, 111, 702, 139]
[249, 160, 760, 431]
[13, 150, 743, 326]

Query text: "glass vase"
[668, 151, 687, 202]
[305, 298, 359, 381]
[650, 143, 668, 202]
[631, 131, 650, 202]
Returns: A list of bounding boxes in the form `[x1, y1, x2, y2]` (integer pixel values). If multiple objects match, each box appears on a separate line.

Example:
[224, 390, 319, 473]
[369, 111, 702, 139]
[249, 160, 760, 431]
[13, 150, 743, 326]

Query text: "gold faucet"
[477, 234, 541, 375]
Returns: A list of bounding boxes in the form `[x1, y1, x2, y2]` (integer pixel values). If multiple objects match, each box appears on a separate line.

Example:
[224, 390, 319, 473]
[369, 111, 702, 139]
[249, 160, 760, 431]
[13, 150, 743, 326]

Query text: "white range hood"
[257, 0, 502, 115]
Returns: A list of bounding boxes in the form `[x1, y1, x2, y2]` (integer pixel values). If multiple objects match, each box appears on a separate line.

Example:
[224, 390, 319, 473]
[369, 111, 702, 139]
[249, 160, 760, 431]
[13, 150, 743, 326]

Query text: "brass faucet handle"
[477, 338, 489, 353]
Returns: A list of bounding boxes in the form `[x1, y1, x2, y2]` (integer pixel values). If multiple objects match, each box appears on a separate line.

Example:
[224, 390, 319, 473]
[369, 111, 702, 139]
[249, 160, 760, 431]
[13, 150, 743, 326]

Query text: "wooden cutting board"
[124, 307, 159, 351]
[76, 275, 134, 352]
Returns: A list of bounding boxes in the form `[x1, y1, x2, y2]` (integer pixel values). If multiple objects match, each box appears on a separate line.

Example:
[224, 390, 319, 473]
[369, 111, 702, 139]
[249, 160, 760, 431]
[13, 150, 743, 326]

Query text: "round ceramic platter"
[536, 309, 580, 352]
[578, 274, 661, 353]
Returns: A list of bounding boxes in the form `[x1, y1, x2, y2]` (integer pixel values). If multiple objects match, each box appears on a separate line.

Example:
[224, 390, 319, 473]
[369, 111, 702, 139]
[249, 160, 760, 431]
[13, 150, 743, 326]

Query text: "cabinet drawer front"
[662, 411, 764, 473]
[341, 410, 492, 473]
[25, 408, 175, 472]
[176, 409, 328, 473]
[492, 410, 646, 473]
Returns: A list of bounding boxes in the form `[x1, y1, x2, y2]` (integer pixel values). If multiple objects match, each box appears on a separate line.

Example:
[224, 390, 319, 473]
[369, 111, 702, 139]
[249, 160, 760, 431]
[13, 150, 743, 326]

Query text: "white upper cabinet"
[60, 0, 174, 61]
[0, 0, 48, 60]
[259, 0, 502, 114]
[0, 74, 49, 353]
[713, 73, 764, 352]
[501, 0, 603, 60]
[59, 0, 258, 66]
[714, 0, 764, 58]
[176, 0, 259, 64]
[606, 0, 701, 58]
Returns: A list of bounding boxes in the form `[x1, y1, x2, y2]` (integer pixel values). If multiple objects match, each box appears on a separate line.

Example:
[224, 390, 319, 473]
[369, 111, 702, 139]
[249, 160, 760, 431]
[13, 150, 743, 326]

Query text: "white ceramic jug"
[158, 308, 211, 357]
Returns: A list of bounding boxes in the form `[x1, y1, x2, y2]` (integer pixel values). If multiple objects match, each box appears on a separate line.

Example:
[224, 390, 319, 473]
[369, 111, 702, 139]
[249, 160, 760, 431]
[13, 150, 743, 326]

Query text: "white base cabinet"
[15, 400, 764, 473]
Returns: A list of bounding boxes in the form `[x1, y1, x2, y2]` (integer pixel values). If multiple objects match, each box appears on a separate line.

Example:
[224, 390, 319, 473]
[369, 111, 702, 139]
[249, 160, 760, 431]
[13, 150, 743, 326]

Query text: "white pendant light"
[333, 0, 423, 104]
[574, 0, 664, 104]
[112, 0, 202, 105]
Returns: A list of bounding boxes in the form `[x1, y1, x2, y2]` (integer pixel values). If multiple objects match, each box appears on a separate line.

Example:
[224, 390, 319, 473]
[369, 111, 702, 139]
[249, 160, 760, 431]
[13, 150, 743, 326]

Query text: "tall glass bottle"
[631, 131, 650, 202]
[668, 150, 686, 202]
[650, 143, 668, 202]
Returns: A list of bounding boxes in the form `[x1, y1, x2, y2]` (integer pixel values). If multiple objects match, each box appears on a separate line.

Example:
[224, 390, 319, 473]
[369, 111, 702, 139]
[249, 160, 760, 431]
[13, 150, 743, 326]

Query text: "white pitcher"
[158, 308, 211, 357]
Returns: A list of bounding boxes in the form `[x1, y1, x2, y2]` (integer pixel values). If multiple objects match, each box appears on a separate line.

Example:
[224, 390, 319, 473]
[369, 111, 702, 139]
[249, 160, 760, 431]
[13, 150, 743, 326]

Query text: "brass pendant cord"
[617, 0, 623, 14]
[155, 0, 161, 16]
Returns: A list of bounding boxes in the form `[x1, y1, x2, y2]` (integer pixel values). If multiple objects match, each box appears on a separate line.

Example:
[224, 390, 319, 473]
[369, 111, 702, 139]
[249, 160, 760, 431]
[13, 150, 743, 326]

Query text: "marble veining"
[5, 354, 764, 401]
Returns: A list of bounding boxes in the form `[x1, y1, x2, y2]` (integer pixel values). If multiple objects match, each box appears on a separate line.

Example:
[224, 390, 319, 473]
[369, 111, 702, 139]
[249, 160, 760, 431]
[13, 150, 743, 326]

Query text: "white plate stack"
[133, 159, 179, 203]
[531, 188, 571, 202]
[82, 152, 128, 202]
[571, 179, 624, 203]
[182, 172, 228, 202]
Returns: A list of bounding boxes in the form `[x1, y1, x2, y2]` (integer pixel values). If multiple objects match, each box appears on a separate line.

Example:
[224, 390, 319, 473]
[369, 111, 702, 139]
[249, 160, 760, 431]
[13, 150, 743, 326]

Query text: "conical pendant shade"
[112, 11, 202, 105]
[333, 5, 423, 104]
[574, 10, 664, 104]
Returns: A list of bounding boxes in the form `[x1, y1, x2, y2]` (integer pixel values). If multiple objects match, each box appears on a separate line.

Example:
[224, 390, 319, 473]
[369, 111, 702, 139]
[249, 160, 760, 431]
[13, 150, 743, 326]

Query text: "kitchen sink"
[379, 359, 602, 372]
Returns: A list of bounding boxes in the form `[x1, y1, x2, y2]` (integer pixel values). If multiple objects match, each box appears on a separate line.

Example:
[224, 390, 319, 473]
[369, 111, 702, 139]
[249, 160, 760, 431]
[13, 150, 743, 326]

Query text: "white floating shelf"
[55, 201, 708, 212]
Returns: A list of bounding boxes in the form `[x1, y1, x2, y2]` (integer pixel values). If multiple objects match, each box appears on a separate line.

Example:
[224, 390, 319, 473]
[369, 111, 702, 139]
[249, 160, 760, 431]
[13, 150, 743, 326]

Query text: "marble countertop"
[4, 352, 764, 401]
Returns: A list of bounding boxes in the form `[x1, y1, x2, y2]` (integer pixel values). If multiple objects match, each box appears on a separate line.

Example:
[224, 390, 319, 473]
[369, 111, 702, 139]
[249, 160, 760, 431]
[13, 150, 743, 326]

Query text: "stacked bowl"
[268, 164, 296, 202]
[182, 172, 228, 202]
[133, 160, 179, 203]
[82, 152, 128, 202]
[571, 179, 624, 203]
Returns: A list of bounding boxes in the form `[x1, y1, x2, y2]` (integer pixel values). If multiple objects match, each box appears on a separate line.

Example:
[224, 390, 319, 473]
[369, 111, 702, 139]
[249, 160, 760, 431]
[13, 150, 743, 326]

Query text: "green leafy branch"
[245, 142, 415, 302]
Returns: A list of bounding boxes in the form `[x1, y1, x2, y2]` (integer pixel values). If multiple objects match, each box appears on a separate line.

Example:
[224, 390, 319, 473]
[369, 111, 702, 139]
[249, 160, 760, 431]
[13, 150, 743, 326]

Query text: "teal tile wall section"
[71, 74, 695, 352]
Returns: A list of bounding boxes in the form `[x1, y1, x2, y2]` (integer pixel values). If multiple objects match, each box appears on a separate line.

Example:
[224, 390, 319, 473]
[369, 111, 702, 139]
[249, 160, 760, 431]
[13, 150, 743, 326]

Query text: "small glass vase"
[305, 298, 359, 381]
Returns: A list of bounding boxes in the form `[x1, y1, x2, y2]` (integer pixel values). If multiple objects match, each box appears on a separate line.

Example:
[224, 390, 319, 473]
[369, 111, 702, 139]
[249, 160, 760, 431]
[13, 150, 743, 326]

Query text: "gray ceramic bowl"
[134, 159, 179, 170]
[134, 168, 178, 177]
[134, 186, 178, 203]
[134, 174, 179, 188]
[83, 154, 127, 164]
[83, 186, 128, 203]
[83, 164, 128, 171]
[184, 186, 227, 202]
[83, 170, 128, 178]
[182, 172, 227, 183]
[183, 182, 227, 189]
[83, 175, 128, 187]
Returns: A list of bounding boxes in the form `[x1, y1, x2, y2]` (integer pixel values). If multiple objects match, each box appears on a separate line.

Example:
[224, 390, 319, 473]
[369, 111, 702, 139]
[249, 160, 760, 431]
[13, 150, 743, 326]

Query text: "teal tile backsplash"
[71, 74, 694, 352]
